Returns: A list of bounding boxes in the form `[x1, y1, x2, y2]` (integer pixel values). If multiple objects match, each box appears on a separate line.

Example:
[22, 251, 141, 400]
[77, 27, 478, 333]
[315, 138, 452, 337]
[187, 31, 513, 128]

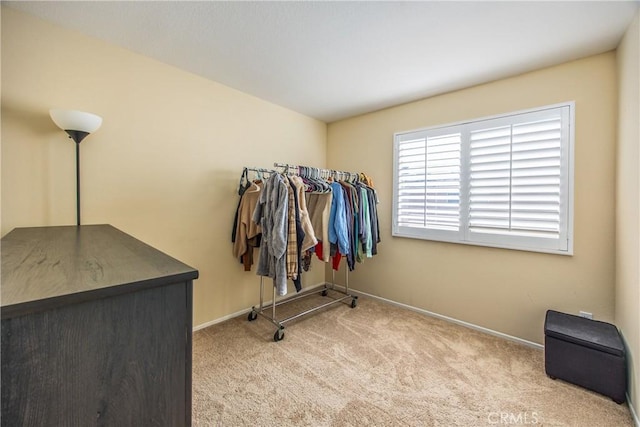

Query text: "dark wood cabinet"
[1, 225, 199, 427]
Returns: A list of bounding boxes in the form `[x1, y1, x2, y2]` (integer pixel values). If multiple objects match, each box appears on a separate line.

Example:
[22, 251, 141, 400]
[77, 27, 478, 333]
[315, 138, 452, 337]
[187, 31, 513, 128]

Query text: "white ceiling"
[5, 1, 639, 123]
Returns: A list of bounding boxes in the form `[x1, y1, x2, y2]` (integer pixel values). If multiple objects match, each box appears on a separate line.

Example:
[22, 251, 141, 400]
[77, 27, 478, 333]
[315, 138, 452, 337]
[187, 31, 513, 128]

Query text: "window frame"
[392, 102, 575, 255]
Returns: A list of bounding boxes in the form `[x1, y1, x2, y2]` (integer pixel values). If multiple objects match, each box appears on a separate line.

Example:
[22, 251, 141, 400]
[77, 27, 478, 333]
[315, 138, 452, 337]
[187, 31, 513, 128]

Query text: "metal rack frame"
[245, 162, 360, 342]
[248, 269, 357, 342]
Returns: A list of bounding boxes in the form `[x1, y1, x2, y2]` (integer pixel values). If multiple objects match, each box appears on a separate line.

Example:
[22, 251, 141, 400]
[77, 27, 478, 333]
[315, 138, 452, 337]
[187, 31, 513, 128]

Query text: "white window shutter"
[396, 136, 427, 228]
[424, 132, 461, 231]
[468, 125, 513, 232]
[393, 102, 573, 254]
[510, 116, 563, 237]
[468, 115, 564, 236]
[394, 128, 462, 240]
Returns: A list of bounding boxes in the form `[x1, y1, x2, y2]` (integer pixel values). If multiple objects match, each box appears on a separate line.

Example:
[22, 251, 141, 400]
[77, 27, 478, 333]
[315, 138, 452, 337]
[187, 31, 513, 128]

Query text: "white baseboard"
[628, 393, 640, 427]
[350, 288, 543, 350]
[193, 282, 327, 332]
[194, 282, 542, 349]
[193, 306, 253, 332]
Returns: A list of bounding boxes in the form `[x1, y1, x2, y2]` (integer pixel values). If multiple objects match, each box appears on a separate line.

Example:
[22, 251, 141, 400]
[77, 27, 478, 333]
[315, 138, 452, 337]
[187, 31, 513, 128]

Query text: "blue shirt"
[328, 182, 350, 254]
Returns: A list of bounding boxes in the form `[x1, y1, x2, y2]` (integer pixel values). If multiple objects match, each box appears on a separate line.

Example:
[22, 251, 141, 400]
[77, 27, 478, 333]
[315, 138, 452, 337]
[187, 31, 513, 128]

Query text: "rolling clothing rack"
[248, 270, 356, 342]
[242, 162, 373, 341]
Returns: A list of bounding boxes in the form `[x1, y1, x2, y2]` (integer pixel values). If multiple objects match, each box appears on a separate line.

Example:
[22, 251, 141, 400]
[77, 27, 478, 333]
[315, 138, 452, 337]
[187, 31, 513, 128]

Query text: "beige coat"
[232, 181, 262, 260]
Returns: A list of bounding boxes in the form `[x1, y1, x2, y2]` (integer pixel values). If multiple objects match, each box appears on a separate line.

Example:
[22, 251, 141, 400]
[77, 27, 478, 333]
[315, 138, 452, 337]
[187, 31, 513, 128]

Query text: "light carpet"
[192, 293, 633, 426]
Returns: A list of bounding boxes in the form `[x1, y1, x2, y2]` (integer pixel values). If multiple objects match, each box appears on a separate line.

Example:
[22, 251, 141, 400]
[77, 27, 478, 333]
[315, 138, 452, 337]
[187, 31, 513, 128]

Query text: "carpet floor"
[192, 293, 634, 426]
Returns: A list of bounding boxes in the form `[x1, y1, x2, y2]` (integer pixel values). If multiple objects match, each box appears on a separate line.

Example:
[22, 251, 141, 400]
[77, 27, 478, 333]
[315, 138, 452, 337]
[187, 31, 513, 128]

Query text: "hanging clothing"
[328, 182, 350, 256]
[286, 179, 298, 281]
[366, 186, 381, 255]
[306, 192, 332, 261]
[289, 177, 305, 292]
[232, 180, 263, 271]
[290, 175, 318, 251]
[359, 185, 373, 258]
[231, 168, 252, 243]
[340, 181, 356, 271]
[253, 173, 289, 296]
[236, 165, 379, 294]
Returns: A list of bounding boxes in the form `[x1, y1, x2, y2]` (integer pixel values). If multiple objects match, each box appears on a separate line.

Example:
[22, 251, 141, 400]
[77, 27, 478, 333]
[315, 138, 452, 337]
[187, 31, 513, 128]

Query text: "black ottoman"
[544, 310, 626, 404]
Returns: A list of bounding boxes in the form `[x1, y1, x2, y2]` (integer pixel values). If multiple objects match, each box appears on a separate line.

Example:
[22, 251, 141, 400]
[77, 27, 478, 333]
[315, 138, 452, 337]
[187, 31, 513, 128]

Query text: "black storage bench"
[544, 310, 626, 403]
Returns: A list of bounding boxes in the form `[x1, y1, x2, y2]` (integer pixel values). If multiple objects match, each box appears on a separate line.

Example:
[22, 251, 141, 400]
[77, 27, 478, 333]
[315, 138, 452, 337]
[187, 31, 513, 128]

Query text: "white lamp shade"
[49, 109, 102, 133]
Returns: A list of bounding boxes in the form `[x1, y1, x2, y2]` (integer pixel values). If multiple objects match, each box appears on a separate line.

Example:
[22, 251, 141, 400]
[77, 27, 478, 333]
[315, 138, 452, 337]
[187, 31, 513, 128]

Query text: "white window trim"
[392, 102, 575, 256]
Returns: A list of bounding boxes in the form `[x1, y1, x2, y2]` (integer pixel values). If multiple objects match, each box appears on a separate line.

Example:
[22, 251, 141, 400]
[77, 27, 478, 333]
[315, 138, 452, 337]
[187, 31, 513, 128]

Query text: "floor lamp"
[50, 109, 103, 226]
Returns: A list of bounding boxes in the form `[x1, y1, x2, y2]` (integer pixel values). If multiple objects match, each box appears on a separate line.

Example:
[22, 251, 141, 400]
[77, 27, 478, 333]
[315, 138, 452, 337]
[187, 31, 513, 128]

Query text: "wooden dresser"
[1, 225, 199, 426]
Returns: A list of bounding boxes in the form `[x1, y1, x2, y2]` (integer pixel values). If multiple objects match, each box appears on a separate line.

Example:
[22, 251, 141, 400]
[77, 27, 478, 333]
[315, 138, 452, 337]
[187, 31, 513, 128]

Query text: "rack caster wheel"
[274, 328, 285, 342]
[321, 289, 328, 297]
[350, 298, 358, 308]
[248, 311, 258, 321]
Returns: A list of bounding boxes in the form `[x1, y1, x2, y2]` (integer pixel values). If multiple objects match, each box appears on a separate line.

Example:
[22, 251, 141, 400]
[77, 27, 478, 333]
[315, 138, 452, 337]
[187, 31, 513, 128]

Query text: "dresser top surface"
[1, 225, 198, 318]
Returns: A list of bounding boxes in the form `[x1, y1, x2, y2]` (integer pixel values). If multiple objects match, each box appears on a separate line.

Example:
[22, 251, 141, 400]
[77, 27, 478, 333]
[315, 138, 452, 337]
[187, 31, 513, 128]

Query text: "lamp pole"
[76, 140, 81, 226]
[64, 129, 89, 226]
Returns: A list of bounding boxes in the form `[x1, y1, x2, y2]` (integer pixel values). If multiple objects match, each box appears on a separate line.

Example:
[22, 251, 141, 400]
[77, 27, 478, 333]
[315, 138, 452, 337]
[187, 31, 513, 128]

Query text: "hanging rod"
[245, 166, 275, 174]
[273, 162, 298, 171]
[273, 162, 358, 178]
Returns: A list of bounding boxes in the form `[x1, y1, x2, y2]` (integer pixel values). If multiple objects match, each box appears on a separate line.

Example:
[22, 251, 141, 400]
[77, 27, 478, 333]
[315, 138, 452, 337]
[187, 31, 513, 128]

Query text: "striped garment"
[286, 179, 298, 280]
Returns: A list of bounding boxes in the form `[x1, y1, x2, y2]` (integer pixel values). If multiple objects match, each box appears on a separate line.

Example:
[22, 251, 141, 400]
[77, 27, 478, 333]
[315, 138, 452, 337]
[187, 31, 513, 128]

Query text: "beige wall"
[0, 7, 327, 327]
[328, 53, 618, 345]
[616, 10, 640, 414]
[3, 8, 635, 404]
